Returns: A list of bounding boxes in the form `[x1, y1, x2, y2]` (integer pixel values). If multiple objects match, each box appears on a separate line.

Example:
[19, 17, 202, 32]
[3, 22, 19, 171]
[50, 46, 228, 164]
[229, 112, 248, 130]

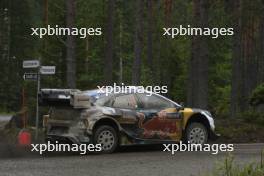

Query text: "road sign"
[40, 66, 56, 75]
[22, 60, 56, 140]
[23, 73, 38, 80]
[23, 60, 40, 68]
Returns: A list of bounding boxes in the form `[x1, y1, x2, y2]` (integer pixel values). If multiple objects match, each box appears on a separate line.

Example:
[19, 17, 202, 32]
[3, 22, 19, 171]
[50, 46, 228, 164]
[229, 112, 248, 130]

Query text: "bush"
[238, 110, 264, 125]
[250, 83, 264, 106]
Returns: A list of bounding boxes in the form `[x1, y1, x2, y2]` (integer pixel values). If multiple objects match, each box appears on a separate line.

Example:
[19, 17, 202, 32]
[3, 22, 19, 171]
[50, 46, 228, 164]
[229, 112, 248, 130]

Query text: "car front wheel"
[185, 122, 208, 144]
[94, 125, 118, 153]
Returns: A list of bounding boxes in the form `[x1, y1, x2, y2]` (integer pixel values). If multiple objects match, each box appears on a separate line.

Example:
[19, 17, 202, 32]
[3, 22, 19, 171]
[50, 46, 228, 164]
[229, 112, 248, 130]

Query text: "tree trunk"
[259, 2, 264, 83]
[66, 0, 76, 88]
[119, 15, 123, 84]
[85, 36, 89, 73]
[243, 14, 258, 109]
[187, 0, 209, 109]
[230, 0, 242, 117]
[132, 0, 143, 85]
[231, 0, 262, 116]
[44, 0, 48, 25]
[162, 0, 173, 94]
[147, 0, 153, 70]
[104, 0, 115, 85]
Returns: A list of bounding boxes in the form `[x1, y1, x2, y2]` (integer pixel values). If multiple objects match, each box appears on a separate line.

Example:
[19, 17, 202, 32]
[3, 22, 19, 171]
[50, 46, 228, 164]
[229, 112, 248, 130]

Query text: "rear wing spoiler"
[70, 91, 92, 108]
[39, 89, 92, 108]
[39, 89, 79, 106]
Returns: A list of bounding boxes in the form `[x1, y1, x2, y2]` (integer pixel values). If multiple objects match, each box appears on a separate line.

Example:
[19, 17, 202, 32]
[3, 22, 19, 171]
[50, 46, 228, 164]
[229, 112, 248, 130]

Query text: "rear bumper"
[45, 135, 79, 144]
[46, 132, 91, 144]
[45, 120, 86, 144]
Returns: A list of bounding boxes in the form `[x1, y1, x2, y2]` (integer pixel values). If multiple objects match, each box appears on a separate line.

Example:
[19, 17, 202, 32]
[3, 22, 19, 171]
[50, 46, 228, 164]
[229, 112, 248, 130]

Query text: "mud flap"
[209, 130, 220, 140]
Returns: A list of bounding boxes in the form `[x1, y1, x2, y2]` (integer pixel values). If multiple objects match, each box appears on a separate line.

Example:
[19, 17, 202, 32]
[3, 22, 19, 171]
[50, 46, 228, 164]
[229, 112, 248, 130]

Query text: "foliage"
[0, 0, 263, 122]
[250, 83, 264, 106]
[216, 118, 264, 143]
[238, 110, 264, 125]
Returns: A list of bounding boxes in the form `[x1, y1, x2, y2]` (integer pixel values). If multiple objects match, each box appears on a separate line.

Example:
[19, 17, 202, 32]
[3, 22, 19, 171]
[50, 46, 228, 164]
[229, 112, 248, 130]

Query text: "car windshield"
[137, 93, 175, 110]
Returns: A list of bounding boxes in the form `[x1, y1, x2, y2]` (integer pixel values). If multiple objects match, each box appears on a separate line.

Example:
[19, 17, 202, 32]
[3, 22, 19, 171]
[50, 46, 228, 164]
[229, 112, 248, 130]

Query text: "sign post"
[35, 69, 40, 140]
[22, 60, 56, 140]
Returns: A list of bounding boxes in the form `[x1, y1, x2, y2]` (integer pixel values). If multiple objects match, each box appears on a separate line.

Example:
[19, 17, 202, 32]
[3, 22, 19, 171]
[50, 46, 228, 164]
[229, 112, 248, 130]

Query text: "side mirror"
[176, 102, 185, 111]
[180, 102, 184, 107]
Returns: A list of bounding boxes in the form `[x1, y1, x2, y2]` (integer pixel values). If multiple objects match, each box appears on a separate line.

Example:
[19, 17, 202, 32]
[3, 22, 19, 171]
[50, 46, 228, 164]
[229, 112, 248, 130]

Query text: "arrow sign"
[23, 60, 40, 68]
[23, 73, 38, 81]
[40, 66, 56, 75]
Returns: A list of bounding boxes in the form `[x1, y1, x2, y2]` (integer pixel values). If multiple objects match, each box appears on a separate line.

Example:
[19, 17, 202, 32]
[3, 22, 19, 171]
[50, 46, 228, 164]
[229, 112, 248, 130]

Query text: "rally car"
[40, 88, 219, 153]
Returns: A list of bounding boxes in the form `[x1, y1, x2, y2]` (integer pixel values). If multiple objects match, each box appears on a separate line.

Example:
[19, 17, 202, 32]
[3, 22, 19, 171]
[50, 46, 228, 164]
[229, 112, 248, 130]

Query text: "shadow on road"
[118, 144, 163, 153]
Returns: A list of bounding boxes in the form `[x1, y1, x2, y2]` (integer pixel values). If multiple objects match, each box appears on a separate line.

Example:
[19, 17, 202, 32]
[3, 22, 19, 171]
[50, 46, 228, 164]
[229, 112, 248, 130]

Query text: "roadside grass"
[239, 110, 264, 126]
[0, 112, 15, 116]
[215, 118, 264, 143]
[204, 151, 264, 176]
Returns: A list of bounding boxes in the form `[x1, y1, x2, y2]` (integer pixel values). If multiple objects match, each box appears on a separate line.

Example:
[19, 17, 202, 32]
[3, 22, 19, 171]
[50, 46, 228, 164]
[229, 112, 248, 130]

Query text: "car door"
[135, 93, 183, 141]
[111, 93, 143, 139]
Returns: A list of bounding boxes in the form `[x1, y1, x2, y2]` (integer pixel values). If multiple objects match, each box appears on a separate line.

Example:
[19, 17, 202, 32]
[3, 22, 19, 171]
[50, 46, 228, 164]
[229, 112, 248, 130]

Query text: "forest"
[0, 0, 264, 122]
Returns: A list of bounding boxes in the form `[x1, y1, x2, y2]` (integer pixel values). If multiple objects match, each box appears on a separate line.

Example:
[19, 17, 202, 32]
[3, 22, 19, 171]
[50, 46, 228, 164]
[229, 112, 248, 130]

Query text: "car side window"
[95, 95, 112, 107]
[112, 94, 137, 109]
[137, 93, 174, 110]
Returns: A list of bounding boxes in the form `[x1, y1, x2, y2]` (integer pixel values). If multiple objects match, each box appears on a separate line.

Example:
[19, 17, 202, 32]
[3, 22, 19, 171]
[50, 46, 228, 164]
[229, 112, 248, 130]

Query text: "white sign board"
[40, 66, 56, 75]
[23, 73, 38, 81]
[23, 60, 40, 68]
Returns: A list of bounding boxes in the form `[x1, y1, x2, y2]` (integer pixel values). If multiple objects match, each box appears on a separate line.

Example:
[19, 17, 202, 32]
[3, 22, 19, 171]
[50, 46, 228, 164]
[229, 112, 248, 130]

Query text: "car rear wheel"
[185, 122, 208, 144]
[94, 125, 118, 153]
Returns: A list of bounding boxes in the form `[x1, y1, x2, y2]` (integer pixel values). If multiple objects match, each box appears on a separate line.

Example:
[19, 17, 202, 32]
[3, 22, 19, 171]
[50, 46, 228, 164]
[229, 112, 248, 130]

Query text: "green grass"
[0, 112, 14, 116]
[204, 151, 264, 176]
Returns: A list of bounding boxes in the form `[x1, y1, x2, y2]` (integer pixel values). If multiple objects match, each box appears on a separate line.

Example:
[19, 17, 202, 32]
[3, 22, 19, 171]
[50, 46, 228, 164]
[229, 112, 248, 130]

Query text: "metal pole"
[22, 88, 25, 128]
[35, 69, 40, 140]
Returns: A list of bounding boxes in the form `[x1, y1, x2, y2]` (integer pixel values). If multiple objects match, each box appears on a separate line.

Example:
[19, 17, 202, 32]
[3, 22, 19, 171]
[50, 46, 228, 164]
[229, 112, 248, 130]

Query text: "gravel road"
[0, 144, 263, 176]
[0, 115, 12, 129]
[0, 115, 263, 176]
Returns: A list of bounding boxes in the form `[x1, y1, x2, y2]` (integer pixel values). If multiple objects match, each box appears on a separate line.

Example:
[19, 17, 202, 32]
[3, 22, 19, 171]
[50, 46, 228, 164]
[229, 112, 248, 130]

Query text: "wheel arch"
[92, 117, 120, 133]
[184, 113, 210, 133]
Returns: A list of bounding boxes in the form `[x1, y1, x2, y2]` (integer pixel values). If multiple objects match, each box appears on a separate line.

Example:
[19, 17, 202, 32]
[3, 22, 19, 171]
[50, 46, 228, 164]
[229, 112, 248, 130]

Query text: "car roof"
[82, 88, 181, 107]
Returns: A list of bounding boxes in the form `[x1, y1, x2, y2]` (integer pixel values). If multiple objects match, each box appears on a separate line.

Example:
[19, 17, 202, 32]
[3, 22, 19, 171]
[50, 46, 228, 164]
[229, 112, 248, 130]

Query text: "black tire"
[185, 122, 208, 144]
[93, 125, 118, 153]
